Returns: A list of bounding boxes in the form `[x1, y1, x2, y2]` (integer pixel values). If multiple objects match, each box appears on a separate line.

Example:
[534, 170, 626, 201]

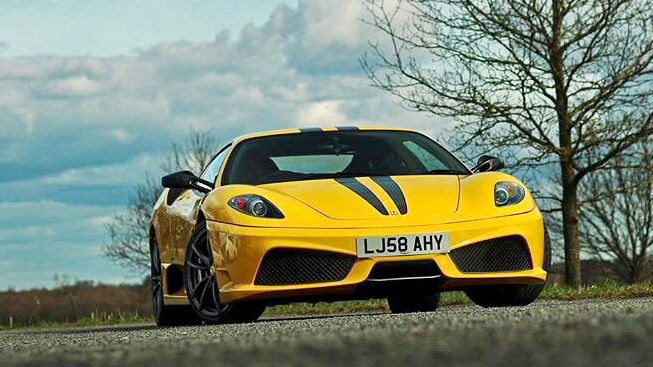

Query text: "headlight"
[228, 195, 284, 218]
[494, 182, 525, 207]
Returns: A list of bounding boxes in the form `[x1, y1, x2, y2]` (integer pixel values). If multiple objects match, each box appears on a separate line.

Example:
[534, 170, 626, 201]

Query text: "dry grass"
[540, 281, 653, 301]
[265, 281, 653, 316]
[2, 281, 652, 330]
[0, 281, 151, 329]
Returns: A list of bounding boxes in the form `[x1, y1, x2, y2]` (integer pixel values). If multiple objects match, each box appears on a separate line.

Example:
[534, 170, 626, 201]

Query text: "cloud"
[44, 75, 105, 98]
[0, 200, 131, 290]
[0, 0, 450, 290]
[296, 100, 347, 125]
[285, 1, 370, 74]
[0, 153, 160, 207]
[109, 128, 134, 143]
[0, 0, 440, 187]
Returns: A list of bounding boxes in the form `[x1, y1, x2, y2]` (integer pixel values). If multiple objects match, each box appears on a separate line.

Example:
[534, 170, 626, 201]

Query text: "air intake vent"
[254, 249, 355, 286]
[450, 236, 532, 273]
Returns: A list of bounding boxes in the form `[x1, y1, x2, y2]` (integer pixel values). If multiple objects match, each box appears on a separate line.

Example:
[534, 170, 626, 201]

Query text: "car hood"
[259, 175, 460, 220]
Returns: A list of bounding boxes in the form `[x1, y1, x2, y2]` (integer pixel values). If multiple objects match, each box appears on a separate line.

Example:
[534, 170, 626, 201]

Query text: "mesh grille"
[254, 249, 355, 286]
[450, 236, 533, 273]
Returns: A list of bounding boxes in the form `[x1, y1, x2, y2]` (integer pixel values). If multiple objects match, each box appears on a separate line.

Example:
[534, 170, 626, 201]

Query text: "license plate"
[356, 233, 450, 258]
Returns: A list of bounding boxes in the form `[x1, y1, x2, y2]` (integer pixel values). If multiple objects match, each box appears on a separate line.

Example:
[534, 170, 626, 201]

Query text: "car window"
[402, 141, 449, 171]
[200, 144, 231, 183]
[222, 131, 470, 186]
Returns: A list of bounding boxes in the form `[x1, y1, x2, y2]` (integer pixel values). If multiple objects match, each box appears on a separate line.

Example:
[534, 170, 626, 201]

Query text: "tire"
[465, 283, 545, 308]
[150, 238, 199, 326]
[184, 220, 266, 324]
[465, 226, 550, 308]
[387, 292, 441, 313]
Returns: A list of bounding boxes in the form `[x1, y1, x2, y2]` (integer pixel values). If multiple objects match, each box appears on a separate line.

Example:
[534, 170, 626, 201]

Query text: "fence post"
[9, 316, 13, 328]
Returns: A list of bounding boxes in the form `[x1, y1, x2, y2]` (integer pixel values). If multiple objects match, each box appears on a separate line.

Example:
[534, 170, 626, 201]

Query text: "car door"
[166, 143, 232, 263]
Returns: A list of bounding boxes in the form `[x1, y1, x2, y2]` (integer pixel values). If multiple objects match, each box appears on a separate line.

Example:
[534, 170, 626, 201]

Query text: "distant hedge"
[0, 281, 150, 327]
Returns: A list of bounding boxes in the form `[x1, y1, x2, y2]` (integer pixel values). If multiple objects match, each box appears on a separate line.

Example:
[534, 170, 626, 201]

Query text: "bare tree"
[579, 144, 653, 283]
[160, 127, 220, 175]
[362, 0, 653, 286]
[103, 176, 161, 271]
[103, 130, 220, 274]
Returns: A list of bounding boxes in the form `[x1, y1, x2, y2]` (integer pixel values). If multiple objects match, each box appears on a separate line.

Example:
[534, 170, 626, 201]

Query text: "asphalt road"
[1, 298, 652, 367]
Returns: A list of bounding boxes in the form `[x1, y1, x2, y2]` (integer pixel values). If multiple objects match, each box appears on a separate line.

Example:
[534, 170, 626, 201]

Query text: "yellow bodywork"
[151, 127, 547, 306]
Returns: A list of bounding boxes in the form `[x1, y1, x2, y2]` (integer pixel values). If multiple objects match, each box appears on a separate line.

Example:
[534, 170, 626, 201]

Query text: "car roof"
[231, 126, 418, 144]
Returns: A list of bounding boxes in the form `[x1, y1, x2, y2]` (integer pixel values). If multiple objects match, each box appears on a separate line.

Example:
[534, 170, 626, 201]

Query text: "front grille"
[254, 248, 355, 286]
[450, 236, 532, 273]
[368, 260, 440, 280]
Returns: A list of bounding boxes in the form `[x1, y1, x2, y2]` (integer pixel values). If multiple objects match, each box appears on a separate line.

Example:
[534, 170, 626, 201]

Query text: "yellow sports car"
[149, 127, 550, 325]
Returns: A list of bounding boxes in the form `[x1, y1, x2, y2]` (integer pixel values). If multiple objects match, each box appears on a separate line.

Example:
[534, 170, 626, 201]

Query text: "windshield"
[223, 130, 470, 185]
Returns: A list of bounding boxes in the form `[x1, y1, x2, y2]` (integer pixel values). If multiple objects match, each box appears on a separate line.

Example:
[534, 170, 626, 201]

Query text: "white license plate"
[356, 233, 450, 258]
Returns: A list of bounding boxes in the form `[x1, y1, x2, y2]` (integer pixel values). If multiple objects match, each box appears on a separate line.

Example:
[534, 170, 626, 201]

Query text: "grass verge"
[2, 282, 651, 330]
[540, 281, 653, 301]
[0, 313, 152, 332]
[266, 281, 653, 316]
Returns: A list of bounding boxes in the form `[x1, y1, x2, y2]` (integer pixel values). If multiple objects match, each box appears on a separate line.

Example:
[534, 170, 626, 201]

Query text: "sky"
[0, 0, 447, 290]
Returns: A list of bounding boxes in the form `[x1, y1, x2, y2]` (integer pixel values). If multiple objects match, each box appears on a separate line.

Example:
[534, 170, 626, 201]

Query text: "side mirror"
[472, 155, 505, 173]
[161, 170, 213, 194]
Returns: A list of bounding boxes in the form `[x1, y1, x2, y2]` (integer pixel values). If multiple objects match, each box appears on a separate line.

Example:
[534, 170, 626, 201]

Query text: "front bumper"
[206, 209, 547, 304]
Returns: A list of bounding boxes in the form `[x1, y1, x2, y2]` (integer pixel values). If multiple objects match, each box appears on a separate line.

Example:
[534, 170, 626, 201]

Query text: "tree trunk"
[550, 0, 581, 287]
[629, 260, 644, 284]
[561, 164, 582, 287]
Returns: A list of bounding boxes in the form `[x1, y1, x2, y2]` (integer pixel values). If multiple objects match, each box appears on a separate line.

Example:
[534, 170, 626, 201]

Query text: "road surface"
[1, 298, 652, 367]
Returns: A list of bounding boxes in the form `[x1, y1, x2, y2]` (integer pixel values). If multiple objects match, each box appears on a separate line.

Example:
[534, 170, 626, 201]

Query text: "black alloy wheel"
[184, 221, 266, 324]
[185, 226, 228, 321]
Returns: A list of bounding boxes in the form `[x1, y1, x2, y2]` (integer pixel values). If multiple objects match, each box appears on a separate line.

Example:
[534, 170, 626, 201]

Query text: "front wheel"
[465, 283, 545, 308]
[387, 292, 441, 313]
[184, 221, 266, 324]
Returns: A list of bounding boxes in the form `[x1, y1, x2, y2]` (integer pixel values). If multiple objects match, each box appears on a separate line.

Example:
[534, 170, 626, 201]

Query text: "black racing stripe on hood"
[335, 178, 389, 215]
[371, 176, 408, 215]
[299, 127, 323, 133]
